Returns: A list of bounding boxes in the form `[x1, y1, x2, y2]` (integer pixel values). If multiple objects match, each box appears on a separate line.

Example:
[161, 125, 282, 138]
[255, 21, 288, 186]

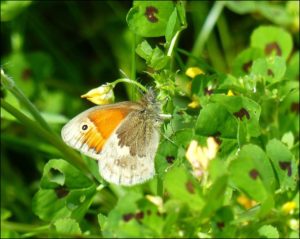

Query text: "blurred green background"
[1, 1, 299, 237]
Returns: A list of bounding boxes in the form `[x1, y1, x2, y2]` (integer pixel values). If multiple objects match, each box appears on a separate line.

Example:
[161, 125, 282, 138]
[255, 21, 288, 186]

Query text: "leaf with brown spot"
[217, 221, 225, 229]
[251, 26, 292, 60]
[33, 160, 96, 222]
[279, 162, 292, 177]
[265, 42, 282, 56]
[267, 69, 274, 77]
[145, 6, 158, 23]
[135, 211, 144, 220]
[166, 155, 175, 164]
[229, 145, 275, 202]
[204, 87, 214, 95]
[54, 186, 69, 198]
[185, 180, 195, 194]
[243, 61, 252, 73]
[212, 132, 222, 145]
[127, 1, 175, 37]
[21, 68, 32, 80]
[123, 213, 134, 222]
[233, 108, 250, 120]
[290, 102, 299, 113]
[249, 169, 259, 180]
[266, 139, 296, 191]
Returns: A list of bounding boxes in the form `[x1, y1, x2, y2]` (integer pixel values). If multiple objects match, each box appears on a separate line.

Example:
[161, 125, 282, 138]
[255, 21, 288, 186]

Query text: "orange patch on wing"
[83, 127, 106, 153]
[85, 127, 106, 153]
[86, 108, 131, 152]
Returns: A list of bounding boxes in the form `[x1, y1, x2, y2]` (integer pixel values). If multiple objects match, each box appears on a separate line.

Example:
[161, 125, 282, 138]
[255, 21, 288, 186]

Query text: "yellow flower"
[185, 138, 219, 179]
[188, 100, 200, 108]
[185, 67, 204, 78]
[227, 90, 234, 96]
[81, 83, 115, 105]
[188, 95, 200, 108]
[237, 194, 257, 209]
[282, 201, 297, 214]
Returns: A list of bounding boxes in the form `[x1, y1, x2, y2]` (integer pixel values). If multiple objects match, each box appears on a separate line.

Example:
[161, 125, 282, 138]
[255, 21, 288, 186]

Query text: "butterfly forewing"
[61, 102, 140, 159]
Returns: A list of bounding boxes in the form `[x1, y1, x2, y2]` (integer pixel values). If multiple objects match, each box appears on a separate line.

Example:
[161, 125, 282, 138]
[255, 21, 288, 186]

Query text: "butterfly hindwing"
[98, 110, 160, 185]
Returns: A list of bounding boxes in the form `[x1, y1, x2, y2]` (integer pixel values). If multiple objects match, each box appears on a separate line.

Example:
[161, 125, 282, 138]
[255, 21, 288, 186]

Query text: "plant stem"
[1, 99, 93, 181]
[187, 1, 226, 66]
[157, 177, 163, 197]
[167, 31, 180, 57]
[1, 221, 50, 233]
[131, 33, 137, 83]
[112, 78, 147, 92]
[129, 33, 137, 100]
[1, 69, 52, 132]
[1, 221, 101, 238]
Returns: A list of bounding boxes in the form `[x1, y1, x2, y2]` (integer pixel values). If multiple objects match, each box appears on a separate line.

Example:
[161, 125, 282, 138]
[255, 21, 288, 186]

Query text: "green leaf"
[266, 139, 297, 192]
[281, 131, 294, 149]
[229, 144, 276, 202]
[155, 139, 178, 179]
[3, 53, 35, 97]
[32, 159, 96, 222]
[232, 47, 264, 76]
[136, 40, 169, 70]
[1, 208, 12, 220]
[211, 95, 261, 137]
[251, 56, 286, 83]
[208, 158, 227, 182]
[135, 40, 153, 61]
[175, 1, 187, 26]
[196, 94, 261, 140]
[196, 103, 237, 138]
[3, 51, 53, 98]
[199, 175, 228, 220]
[101, 191, 146, 238]
[98, 213, 108, 229]
[165, 7, 179, 44]
[226, 2, 294, 27]
[211, 206, 236, 238]
[251, 26, 293, 60]
[164, 166, 204, 211]
[127, 1, 175, 37]
[225, 1, 257, 14]
[286, 51, 299, 81]
[40, 159, 93, 189]
[150, 47, 169, 70]
[54, 218, 82, 235]
[258, 225, 279, 239]
[1, 1, 32, 21]
[1, 229, 19, 239]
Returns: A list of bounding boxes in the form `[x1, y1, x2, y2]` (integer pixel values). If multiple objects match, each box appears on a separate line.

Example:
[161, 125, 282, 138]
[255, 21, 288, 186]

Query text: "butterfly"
[61, 89, 164, 186]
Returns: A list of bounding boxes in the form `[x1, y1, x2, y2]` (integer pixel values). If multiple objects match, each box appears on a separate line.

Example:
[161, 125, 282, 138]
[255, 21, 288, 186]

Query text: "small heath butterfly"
[61, 89, 163, 186]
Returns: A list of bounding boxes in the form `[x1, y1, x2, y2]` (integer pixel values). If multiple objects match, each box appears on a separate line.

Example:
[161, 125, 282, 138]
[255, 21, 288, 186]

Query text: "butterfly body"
[61, 90, 162, 186]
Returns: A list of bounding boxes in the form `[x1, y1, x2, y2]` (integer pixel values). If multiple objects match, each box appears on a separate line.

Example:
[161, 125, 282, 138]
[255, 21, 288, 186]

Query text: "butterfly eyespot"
[81, 124, 89, 131]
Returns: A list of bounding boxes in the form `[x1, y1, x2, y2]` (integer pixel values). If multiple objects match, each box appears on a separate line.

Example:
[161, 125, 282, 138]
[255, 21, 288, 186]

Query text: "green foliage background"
[1, 1, 299, 238]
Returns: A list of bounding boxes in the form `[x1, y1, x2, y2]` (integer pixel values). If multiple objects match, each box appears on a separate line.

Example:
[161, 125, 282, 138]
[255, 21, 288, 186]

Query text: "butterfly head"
[138, 89, 163, 124]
